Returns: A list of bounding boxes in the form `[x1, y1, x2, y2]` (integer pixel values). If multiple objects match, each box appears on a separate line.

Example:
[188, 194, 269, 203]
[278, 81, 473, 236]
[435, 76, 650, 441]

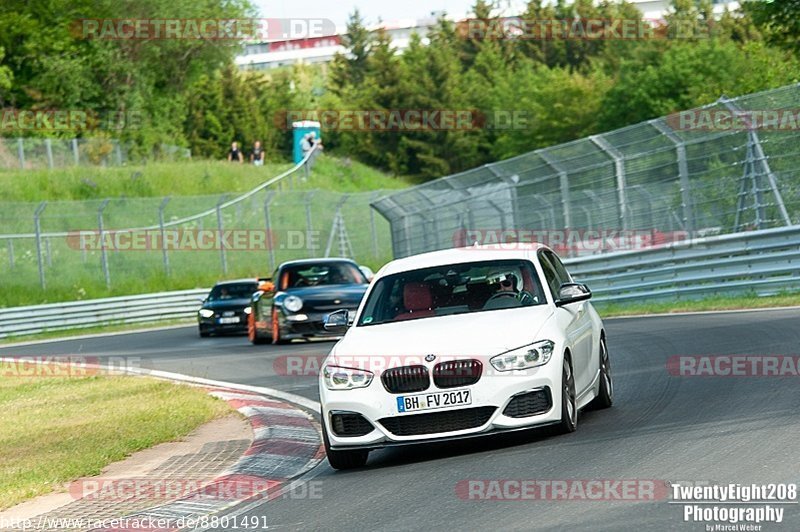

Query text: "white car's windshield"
[357, 259, 545, 326]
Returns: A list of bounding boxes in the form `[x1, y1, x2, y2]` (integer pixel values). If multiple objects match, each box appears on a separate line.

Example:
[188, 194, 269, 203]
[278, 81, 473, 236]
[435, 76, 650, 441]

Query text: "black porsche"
[247, 259, 370, 344]
[198, 279, 259, 337]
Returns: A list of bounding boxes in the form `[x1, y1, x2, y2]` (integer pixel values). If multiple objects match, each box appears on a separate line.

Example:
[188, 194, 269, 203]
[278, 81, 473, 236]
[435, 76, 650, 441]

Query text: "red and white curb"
[91, 386, 324, 531]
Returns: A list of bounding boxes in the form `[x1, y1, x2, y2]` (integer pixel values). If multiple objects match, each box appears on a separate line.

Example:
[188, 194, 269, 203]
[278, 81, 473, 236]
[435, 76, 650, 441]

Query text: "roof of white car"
[378, 243, 548, 277]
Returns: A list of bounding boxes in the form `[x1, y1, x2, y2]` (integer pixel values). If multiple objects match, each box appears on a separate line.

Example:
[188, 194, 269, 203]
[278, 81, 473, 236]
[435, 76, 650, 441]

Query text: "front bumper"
[198, 316, 247, 333]
[320, 363, 563, 450]
[279, 310, 356, 340]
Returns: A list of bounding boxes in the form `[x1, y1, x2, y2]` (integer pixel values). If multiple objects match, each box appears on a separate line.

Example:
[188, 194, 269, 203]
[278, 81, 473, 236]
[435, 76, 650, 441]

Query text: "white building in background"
[236, 1, 740, 71]
[236, 16, 439, 71]
[628, 0, 739, 20]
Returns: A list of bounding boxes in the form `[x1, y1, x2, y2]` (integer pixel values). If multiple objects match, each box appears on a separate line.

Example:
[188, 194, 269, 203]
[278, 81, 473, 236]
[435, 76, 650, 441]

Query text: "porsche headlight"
[323, 365, 374, 390]
[198, 309, 215, 318]
[490, 340, 555, 371]
[244, 306, 252, 315]
[283, 295, 303, 313]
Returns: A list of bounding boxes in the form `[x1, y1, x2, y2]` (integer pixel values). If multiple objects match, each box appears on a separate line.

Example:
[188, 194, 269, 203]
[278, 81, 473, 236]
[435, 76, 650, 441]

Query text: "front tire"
[272, 308, 288, 345]
[322, 419, 369, 470]
[199, 328, 211, 338]
[248, 312, 271, 345]
[557, 356, 577, 434]
[589, 336, 613, 409]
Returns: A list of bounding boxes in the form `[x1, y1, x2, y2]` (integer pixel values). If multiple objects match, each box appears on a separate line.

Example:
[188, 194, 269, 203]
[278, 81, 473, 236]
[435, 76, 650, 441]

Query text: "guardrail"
[2, 224, 799, 339]
[0, 289, 207, 339]
[566, 224, 800, 303]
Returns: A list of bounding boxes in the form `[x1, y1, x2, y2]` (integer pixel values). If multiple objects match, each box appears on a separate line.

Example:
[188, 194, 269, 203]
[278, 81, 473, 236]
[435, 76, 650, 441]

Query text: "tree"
[329, 10, 373, 96]
[0, 47, 11, 95]
[742, 0, 800, 52]
[598, 39, 800, 129]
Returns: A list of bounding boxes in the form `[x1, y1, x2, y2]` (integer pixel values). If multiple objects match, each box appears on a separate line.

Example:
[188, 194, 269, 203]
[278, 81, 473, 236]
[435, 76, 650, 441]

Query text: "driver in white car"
[484, 272, 522, 309]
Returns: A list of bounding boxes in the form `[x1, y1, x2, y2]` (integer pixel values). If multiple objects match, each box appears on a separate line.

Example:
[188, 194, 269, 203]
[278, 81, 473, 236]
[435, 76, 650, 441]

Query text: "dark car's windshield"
[207, 283, 257, 301]
[357, 259, 545, 326]
[278, 263, 367, 290]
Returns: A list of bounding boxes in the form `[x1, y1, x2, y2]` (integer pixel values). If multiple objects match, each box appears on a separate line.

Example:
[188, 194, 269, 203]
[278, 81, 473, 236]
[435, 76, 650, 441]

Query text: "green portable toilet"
[293, 120, 322, 164]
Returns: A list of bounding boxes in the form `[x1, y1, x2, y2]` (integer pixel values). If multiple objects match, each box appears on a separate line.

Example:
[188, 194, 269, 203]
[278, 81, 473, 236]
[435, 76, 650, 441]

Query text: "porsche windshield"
[279, 262, 367, 290]
[357, 259, 545, 326]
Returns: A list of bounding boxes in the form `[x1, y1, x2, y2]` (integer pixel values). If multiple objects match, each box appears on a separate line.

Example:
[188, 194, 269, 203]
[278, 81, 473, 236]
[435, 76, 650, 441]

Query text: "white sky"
[253, 0, 528, 29]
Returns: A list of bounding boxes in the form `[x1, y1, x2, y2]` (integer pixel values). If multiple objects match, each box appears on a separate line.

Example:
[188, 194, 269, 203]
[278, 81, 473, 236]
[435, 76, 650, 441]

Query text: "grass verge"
[0, 375, 231, 510]
[0, 154, 405, 307]
[0, 155, 409, 202]
[595, 292, 800, 318]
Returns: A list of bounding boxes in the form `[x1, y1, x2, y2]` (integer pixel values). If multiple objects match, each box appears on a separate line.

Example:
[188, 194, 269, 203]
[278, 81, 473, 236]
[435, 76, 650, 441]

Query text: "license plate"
[218, 317, 240, 324]
[397, 389, 471, 413]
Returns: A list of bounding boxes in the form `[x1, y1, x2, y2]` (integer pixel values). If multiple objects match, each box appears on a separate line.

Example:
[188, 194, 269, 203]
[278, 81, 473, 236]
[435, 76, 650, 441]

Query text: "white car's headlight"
[283, 295, 303, 313]
[199, 309, 215, 318]
[323, 365, 374, 390]
[490, 340, 555, 371]
[244, 306, 252, 315]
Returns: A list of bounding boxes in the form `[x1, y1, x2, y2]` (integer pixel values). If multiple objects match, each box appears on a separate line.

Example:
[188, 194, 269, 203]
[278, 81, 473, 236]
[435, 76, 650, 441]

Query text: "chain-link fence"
[372, 84, 800, 259]
[0, 137, 191, 170]
[0, 148, 393, 303]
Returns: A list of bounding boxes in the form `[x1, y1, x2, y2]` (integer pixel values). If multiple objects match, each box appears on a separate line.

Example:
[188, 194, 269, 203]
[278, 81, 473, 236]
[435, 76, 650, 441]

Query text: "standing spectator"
[251, 140, 265, 166]
[227, 141, 243, 163]
[300, 133, 313, 158]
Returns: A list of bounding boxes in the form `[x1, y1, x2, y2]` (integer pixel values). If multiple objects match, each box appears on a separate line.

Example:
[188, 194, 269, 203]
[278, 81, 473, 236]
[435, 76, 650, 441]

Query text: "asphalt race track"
[3, 308, 800, 531]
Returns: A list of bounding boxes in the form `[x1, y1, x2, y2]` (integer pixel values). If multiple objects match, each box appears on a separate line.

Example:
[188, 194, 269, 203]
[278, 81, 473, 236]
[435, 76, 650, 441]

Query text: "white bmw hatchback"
[319, 244, 613, 469]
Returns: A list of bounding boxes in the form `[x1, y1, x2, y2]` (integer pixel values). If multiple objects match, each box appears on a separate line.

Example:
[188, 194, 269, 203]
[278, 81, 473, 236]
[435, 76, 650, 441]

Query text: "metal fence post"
[97, 199, 111, 289]
[324, 195, 350, 257]
[720, 98, 791, 227]
[370, 192, 380, 258]
[264, 191, 276, 271]
[590, 135, 628, 230]
[72, 139, 80, 165]
[629, 185, 655, 229]
[7, 240, 14, 270]
[650, 120, 695, 238]
[45, 139, 54, 169]
[305, 191, 315, 257]
[158, 197, 171, 277]
[17, 139, 25, 169]
[531, 194, 556, 228]
[34, 202, 47, 289]
[539, 150, 572, 230]
[578, 206, 593, 231]
[216, 195, 228, 275]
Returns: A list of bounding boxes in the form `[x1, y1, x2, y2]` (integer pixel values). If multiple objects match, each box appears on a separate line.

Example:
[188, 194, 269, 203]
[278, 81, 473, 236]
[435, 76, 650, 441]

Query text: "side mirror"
[556, 283, 592, 307]
[257, 280, 275, 293]
[359, 266, 374, 283]
[324, 309, 351, 334]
